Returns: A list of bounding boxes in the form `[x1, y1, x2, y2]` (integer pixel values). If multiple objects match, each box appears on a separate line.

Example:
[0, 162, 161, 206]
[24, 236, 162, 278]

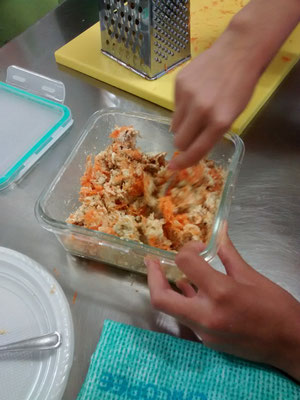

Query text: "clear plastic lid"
[0, 66, 73, 191]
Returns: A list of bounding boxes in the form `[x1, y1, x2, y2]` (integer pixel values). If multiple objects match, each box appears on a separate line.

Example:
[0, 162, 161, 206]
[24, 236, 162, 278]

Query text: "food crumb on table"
[50, 284, 56, 294]
[72, 291, 78, 305]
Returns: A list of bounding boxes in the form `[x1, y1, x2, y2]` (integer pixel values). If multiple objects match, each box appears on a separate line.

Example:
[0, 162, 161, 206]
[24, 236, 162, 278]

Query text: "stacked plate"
[0, 247, 74, 400]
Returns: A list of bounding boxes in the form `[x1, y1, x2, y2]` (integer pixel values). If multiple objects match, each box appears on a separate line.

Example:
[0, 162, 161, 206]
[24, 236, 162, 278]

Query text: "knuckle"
[202, 312, 226, 331]
[174, 136, 186, 151]
[176, 73, 188, 90]
[193, 99, 212, 117]
[150, 293, 166, 310]
[175, 250, 191, 267]
[212, 284, 229, 304]
[213, 115, 231, 132]
[201, 334, 219, 348]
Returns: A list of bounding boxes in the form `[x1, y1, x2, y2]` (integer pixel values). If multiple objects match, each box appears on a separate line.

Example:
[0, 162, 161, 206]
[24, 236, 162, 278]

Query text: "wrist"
[222, 0, 300, 75]
[212, 25, 262, 82]
[273, 301, 300, 382]
[223, 15, 268, 77]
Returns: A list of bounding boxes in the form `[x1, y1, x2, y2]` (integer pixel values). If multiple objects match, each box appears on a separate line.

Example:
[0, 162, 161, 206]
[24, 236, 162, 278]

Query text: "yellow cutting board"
[55, 0, 300, 133]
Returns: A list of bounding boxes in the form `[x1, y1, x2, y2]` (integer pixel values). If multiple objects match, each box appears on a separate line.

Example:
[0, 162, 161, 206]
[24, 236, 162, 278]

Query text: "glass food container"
[35, 109, 244, 281]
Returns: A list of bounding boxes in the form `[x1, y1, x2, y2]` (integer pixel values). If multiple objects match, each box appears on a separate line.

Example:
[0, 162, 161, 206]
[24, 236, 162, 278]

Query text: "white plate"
[0, 247, 74, 400]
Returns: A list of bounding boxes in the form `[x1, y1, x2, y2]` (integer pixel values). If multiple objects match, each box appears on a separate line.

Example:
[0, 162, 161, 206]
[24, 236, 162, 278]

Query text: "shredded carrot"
[109, 126, 133, 138]
[188, 164, 204, 185]
[175, 214, 189, 226]
[93, 184, 104, 192]
[148, 236, 170, 251]
[209, 183, 222, 193]
[178, 169, 189, 181]
[81, 155, 93, 185]
[171, 151, 180, 159]
[209, 169, 221, 180]
[114, 203, 127, 210]
[80, 187, 100, 197]
[99, 227, 116, 235]
[113, 175, 124, 185]
[159, 196, 175, 222]
[129, 174, 144, 197]
[128, 204, 148, 216]
[68, 125, 225, 253]
[83, 209, 100, 229]
[123, 149, 142, 161]
[109, 128, 121, 138]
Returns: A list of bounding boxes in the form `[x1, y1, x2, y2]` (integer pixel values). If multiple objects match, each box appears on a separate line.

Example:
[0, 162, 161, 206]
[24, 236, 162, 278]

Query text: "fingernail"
[168, 160, 178, 171]
[144, 255, 157, 267]
[175, 279, 183, 289]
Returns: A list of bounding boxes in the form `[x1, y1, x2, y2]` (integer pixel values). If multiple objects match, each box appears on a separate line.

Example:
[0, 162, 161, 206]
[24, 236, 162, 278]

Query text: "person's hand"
[145, 235, 300, 381]
[169, 0, 300, 170]
[169, 31, 260, 170]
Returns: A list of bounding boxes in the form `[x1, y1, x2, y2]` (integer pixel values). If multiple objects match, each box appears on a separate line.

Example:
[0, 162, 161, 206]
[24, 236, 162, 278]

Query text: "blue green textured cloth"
[77, 320, 299, 400]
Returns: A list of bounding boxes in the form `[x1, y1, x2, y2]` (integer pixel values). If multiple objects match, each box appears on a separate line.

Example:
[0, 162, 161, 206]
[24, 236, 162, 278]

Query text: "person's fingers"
[145, 257, 210, 336]
[145, 257, 190, 316]
[169, 128, 221, 170]
[218, 235, 247, 273]
[173, 108, 207, 151]
[179, 240, 206, 254]
[145, 256, 171, 290]
[218, 233, 262, 286]
[175, 242, 227, 293]
[171, 81, 189, 133]
[171, 103, 187, 134]
[219, 234, 274, 287]
[176, 278, 197, 298]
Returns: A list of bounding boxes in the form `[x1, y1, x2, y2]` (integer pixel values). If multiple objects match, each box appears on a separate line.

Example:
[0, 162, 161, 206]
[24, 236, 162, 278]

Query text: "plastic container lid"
[0, 247, 74, 400]
[0, 66, 73, 191]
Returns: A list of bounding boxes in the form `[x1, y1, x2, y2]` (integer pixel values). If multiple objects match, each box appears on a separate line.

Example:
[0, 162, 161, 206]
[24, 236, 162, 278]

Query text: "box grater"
[99, 0, 191, 80]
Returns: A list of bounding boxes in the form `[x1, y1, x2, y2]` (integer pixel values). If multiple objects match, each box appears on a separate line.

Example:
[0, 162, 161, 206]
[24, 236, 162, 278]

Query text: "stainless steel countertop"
[0, 1, 299, 398]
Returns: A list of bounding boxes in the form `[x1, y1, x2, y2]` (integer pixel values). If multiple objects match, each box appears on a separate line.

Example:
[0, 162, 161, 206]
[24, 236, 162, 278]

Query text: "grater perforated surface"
[99, 0, 191, 80]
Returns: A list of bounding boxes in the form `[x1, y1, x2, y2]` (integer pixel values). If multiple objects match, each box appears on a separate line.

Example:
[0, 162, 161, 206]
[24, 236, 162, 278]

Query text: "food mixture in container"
[67, 126, 225, 252]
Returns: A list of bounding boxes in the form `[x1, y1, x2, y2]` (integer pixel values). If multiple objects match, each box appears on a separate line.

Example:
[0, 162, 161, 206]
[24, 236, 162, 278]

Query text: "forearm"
[219, 0, 300, 76]
[275, 301, 300, 382]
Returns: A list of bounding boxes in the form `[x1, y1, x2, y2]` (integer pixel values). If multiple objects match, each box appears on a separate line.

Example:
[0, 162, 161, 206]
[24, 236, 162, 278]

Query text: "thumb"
[218, 234, 256, 284]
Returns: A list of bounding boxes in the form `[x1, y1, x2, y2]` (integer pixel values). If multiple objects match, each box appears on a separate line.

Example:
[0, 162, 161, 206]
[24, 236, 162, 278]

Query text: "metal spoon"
[0, 332, 62, 352]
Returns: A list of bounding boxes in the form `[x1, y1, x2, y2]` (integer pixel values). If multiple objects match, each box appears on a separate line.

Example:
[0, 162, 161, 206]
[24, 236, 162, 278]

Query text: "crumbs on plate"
[66, 126, 224, 252]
